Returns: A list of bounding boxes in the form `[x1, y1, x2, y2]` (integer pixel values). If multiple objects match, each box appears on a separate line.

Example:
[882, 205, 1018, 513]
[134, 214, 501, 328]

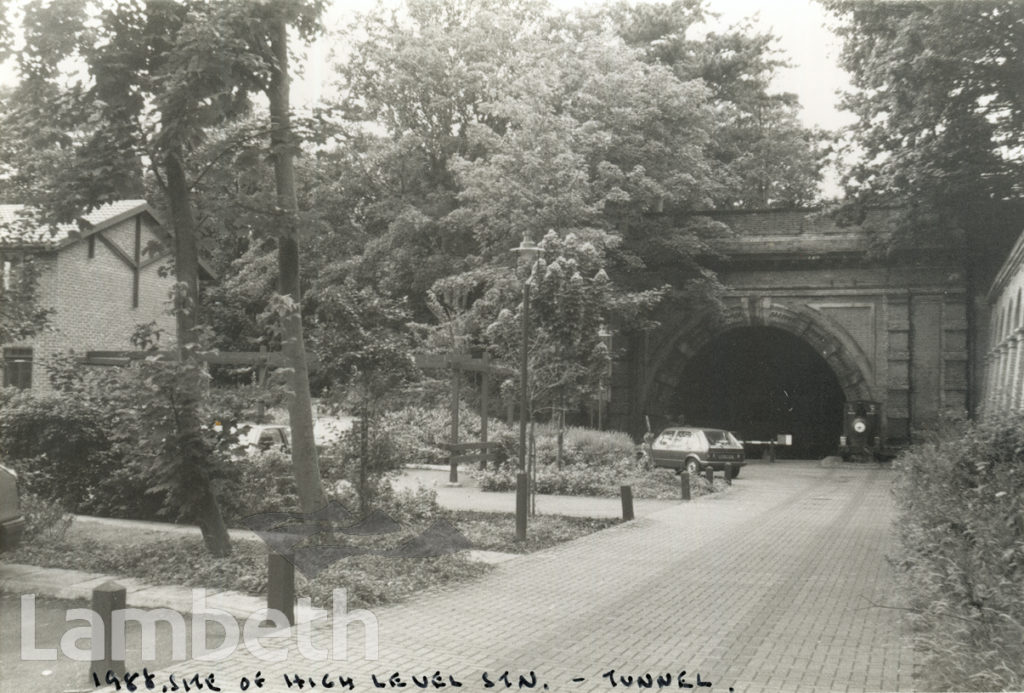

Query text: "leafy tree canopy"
[329, 0, 823, 316]
[822, 1, 1024, 251]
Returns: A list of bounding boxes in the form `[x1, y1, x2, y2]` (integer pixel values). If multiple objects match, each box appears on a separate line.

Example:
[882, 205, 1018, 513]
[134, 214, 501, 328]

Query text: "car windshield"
[704, 430, 740, 447]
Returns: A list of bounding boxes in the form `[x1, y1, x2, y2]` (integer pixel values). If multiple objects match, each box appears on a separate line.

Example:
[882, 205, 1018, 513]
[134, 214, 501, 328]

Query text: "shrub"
[892, 412, 1024, 691]
[20, 492, 74, 543]
[0, 392, 111, 508]
[379, 404, 514, 467]
[487, 424, 635, 470]
[218, 448, 302, 524]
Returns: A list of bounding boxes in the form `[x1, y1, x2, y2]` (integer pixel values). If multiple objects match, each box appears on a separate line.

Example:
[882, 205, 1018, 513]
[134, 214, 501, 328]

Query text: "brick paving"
[78, 461, 914, 693]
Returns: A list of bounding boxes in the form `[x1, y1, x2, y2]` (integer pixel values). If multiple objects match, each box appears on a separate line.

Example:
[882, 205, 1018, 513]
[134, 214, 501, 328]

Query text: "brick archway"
[641, 298, 876, 424]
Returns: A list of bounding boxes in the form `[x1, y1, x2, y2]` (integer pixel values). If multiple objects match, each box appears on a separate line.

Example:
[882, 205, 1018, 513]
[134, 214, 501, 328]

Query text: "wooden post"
[681, 470, 691, 501]
[724, 462, 733, 485]
[256, 344, 268, 423]
[90, 581, 126, 683]
[620, 485, 634, 521]
[515, 472, 528, 541]
[769, 441, 776, 464]
[267, 552, 295, 626]
[450, 364, 461, 484]
[480, 354, 489, 469]
[705, 467, 714, 485]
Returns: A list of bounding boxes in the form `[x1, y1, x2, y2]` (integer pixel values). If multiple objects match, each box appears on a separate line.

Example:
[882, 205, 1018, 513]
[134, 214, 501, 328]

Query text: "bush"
[20, 492, 74, 543]
[218, 448, 302, 524]
[487, 424, 635, 470]
[892, 412, 1024, 691]
[378, 404, 514, 467]
[476, 461, 722, 499]
[0, 392, 111, 508]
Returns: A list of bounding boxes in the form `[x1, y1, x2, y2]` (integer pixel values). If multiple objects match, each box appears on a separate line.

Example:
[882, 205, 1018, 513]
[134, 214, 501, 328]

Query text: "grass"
[9, 510, 619, 610]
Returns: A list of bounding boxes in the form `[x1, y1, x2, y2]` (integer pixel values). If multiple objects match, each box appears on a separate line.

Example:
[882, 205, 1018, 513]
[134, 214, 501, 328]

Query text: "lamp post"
[598, 326, 612, 430]
[513, 233, 540, 541]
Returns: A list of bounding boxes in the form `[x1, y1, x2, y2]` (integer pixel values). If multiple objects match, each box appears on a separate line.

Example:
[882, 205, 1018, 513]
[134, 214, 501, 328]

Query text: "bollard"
[267, 552, 295, 626]
[620, 485, 634, 521]
[705, 467, 714, 485]
[769, 441, 776, 464]
[680, 470, 691, 501]
[90, 580, 126, 683]
[515, 472, 528, 541]
[724, 462, 733, 485]
[449, 456, 459, 484]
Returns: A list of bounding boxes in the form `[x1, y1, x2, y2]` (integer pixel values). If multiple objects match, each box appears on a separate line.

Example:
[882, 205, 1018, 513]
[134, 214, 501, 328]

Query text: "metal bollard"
[724, 462, 733, 485]
[90, 580, 126, 683]
[267, 552, 295, 626]
[705, 467, 714, 485]
[681, 470, 691, 501]
[515, 472, 529, 541]
[620, 485, 634, 521]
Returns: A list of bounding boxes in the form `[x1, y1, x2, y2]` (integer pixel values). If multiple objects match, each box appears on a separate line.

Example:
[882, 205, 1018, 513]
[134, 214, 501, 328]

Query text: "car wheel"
[686, 459, 701, 475]
[730, 466, 741, 479]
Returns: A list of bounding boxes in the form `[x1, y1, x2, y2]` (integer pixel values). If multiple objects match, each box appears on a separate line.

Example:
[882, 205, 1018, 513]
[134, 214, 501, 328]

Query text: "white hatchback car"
[651, 427, 746, 476]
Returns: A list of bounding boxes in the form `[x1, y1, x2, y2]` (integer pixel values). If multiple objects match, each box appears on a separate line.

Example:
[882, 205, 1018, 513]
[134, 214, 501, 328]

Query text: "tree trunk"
[556, 393, 564, 470]
[267, 16, 326, 516]
[164, 148, 232, 557]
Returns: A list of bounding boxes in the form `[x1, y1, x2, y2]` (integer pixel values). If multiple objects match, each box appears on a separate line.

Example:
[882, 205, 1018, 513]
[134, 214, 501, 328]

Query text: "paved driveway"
[97, 460, 912, 693]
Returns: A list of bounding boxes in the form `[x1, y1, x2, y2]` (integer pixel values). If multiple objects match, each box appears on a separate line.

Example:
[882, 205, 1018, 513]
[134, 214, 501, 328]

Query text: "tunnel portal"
[670, 326, 846, 458]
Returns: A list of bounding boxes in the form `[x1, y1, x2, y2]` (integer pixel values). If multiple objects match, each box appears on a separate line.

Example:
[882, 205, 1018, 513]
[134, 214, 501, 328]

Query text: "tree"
[0, 0, 327, 552]
[581, 1, 825, 209]
[306, 275, 418, 514]
[262, 5, 329, 516]
[821, 1, 1024, 250]
[329, 0, 824, 322]
[0, 238, 51, 345]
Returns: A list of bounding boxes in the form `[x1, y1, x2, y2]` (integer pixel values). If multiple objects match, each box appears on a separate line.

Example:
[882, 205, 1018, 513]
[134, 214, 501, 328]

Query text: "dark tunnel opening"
[670, 326, 846, 458]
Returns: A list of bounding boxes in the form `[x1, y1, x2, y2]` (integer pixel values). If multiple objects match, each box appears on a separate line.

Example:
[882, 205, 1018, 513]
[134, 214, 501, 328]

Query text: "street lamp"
[598, 326, 612, 430]
[513, 233, 541, 541]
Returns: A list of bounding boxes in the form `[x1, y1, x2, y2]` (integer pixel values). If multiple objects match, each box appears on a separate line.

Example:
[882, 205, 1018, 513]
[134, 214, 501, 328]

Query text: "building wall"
[981, 229, 1024, 415]
[4, 213, 177, 393]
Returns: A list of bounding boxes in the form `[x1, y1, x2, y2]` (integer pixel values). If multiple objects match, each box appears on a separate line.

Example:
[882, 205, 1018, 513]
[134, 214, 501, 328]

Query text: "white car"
[213, 422, 291, 456]
[651, 427, 746, 476]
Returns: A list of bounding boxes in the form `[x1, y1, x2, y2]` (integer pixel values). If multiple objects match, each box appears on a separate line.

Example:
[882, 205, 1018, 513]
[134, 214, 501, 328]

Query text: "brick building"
[0, 200, 184, 392]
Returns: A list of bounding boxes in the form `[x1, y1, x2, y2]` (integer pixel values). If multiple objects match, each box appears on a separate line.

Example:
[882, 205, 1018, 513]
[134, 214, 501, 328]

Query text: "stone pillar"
[995, 344, 1008, 411]
[1011, 327, 1019, 407]
[983, 351, 997, 417]
[1006, 336, 1020, 412]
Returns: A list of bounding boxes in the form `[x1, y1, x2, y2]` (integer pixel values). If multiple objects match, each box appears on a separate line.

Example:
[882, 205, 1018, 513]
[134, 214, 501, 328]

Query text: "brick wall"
[4, 213, 177, 393]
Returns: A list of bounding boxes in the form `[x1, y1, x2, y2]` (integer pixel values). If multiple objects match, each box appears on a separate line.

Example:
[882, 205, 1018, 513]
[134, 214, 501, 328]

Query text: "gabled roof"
[0, 200, 153, 248]
[0, 200, 216, 279]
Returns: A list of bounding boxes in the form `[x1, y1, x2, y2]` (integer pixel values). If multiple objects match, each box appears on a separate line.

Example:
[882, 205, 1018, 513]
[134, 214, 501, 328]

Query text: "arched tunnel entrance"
[669, 326, 845, 458]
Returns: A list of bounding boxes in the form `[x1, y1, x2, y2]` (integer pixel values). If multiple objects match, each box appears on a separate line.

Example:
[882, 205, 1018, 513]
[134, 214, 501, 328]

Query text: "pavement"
[0, 460, 916, 693]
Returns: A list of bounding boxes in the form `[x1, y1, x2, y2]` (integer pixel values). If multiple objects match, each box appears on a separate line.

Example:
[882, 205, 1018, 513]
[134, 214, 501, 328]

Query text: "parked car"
[213, 421, 291, 457]
[236, 423, 290, 454]
[651, 427, 747, 476]
[0, 464, 25, 552]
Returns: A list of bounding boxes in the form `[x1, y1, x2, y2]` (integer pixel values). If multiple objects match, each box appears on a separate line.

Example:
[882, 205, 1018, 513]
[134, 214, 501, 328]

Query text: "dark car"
[0, 464, 25, 552]
[651, 427, 747, 476]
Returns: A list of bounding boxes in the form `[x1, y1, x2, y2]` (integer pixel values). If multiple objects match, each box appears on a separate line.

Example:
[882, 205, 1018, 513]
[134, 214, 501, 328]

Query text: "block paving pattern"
[98, 463, 916, 693]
